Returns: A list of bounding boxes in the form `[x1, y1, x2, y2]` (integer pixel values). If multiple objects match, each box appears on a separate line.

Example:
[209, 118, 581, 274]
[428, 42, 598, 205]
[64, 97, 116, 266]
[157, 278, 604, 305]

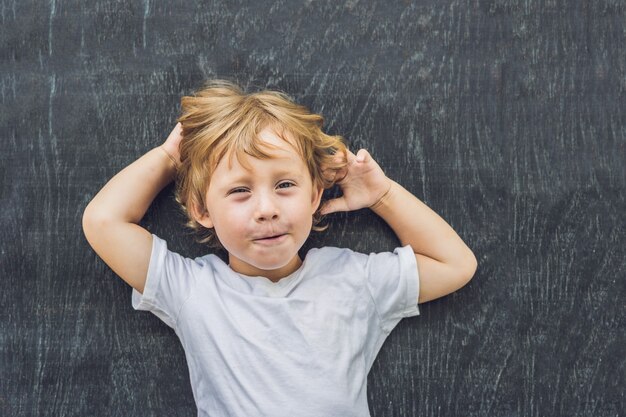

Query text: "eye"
[228, 182, 294, 195]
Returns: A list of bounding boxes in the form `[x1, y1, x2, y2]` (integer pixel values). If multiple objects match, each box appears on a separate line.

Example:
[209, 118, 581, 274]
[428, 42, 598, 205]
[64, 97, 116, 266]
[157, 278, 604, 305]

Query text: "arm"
[82, 124, 183, 293]
[320, 148, 477, 304]
[370, 179, 477, 304]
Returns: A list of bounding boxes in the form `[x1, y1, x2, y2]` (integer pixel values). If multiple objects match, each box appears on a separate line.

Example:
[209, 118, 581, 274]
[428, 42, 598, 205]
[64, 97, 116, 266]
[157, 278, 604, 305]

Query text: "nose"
[253, 191, 280, 222]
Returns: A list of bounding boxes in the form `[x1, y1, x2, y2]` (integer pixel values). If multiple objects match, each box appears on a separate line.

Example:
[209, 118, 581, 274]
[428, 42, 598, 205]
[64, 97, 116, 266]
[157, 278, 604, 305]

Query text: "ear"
[189, 196, 214, 229]
[311, 184, 324, 214]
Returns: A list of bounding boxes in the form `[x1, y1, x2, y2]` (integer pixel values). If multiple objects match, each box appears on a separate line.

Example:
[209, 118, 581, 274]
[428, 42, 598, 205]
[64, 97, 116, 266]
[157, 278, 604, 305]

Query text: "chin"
[227, 249, 291, 269]
[251, 257, 293, 271]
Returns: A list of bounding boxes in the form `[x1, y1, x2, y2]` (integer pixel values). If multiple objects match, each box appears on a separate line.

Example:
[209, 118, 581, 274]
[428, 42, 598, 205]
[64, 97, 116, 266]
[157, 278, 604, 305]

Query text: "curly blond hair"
[173, 78, 349, 250]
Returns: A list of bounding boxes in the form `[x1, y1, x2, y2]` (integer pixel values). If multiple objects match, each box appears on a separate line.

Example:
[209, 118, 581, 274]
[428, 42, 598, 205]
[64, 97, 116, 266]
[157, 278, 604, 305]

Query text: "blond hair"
[173, 78, 348, 250]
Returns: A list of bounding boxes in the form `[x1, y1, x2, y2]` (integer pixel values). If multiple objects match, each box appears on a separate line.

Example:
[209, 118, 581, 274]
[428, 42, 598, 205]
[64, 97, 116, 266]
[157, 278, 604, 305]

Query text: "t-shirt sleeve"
[131, 233, 198, 329]
[361, 244, 420, 334]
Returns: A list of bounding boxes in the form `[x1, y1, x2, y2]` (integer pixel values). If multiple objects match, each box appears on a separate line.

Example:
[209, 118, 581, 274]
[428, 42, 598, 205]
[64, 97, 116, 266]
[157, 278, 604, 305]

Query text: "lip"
[253, 234, 288, 245]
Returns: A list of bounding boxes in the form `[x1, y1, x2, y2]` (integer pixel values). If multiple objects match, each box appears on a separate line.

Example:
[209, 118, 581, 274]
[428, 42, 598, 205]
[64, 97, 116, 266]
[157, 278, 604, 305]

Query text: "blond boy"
[82, 79, 477, 416]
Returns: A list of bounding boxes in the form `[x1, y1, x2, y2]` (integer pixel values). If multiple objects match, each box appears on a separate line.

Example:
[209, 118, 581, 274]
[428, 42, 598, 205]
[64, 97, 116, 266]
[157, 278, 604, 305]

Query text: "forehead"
[212, 127, 307, 180]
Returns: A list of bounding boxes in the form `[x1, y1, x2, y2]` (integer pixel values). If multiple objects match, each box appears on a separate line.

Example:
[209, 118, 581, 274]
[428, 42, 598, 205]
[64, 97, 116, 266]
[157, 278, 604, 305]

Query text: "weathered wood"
[1, 0, 623, 416]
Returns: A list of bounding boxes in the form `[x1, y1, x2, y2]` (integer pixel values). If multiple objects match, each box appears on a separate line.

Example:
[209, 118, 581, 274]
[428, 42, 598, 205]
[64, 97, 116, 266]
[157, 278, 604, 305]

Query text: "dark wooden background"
[2, 1, 624, 416]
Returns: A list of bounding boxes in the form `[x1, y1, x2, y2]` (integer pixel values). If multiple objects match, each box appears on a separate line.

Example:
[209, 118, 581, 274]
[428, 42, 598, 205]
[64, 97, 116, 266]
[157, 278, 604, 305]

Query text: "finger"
[335, 165, 349, 183]
[321, 148, 347, 172]
[334, 148, 351, 165]
[168, 123, 184, 142]
[334, 148, 347, 160]
[321, 169, 337, 182]
[356, 149, 370, 163]
[319, 197, 349, 215]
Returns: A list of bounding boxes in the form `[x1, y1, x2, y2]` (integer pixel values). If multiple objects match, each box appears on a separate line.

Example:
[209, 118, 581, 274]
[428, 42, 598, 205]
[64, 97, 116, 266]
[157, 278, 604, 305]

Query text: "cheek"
[222, 202, 248, 216]
[212, 194, 313, 228]
[211, 203, 248, 232]
[292, 200, 316, 225]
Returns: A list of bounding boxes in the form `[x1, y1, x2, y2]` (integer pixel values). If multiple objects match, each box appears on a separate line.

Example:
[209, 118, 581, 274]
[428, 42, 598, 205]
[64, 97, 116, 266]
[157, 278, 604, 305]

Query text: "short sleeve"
[362, 244, 420, 333]
[131, 234, 198, 329]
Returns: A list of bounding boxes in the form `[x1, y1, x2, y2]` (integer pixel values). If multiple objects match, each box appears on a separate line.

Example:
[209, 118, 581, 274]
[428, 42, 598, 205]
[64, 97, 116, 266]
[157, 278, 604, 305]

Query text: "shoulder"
[308, 245, 404, 260]
[305, 245, 359, 258]
[303, 245, 369, 271]
[305, 244, 414, 273]
[192, 252, 231, 279]
[152, 234, 227, 275]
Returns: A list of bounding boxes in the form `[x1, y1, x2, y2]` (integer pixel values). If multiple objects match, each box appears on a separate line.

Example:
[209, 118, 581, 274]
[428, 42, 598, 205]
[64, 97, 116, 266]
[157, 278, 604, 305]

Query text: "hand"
[319, 148, 393, 215]
[161, 122, 184, 164]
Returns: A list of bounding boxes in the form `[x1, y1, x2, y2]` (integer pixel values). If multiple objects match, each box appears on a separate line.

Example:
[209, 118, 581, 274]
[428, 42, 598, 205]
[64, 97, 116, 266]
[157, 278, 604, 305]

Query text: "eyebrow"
[221, 169, 305, 188]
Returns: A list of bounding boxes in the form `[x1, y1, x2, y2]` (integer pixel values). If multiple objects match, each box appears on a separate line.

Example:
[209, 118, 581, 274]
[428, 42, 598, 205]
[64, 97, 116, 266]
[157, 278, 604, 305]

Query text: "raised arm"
[370, 179, 477, 304]
[320, 148, 477, 304]
[81, 124, 183, 293]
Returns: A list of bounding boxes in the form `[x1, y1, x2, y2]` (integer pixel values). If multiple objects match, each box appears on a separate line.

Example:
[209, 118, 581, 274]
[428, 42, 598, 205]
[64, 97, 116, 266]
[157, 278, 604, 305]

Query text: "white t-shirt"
[132, 233, 420, 417]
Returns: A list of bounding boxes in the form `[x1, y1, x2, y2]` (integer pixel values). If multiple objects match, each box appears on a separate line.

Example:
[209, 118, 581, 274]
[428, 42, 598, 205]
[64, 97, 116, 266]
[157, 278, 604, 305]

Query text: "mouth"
[255, 233, 285, 240]
[253, 234, 287, 244]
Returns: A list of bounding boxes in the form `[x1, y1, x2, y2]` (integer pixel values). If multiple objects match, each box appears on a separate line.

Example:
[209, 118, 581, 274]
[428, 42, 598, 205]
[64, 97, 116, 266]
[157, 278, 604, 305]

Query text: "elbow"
[82, 206, 93, 234]
[82, 207, 98, 243]
[82, 205, 99, 232]
[82, 205, 110, 242]
[461, 250, 478, 283]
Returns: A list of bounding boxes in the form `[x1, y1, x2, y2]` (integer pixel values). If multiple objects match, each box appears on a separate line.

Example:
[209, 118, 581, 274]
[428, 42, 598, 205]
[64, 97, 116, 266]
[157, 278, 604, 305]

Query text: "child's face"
[194, 127, 323, 282]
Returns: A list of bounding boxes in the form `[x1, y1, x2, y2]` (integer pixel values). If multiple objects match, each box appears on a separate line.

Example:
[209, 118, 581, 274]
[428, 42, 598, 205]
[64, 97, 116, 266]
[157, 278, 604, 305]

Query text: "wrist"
[369, 179, 395, 211]
[159, 146, 180, 172]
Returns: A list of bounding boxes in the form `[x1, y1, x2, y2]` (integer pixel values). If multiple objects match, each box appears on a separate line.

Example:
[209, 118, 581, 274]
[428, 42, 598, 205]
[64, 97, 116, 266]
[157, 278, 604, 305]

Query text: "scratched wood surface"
[1, 0, 624, 416]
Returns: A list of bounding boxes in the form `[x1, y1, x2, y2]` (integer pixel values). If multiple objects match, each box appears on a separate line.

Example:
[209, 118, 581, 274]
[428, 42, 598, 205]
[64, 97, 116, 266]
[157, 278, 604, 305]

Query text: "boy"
[82, 79, 477, 416]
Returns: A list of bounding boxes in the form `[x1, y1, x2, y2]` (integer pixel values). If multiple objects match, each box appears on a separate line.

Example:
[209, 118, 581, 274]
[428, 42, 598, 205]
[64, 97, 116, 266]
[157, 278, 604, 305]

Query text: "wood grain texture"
[1, 0, 624, 416]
